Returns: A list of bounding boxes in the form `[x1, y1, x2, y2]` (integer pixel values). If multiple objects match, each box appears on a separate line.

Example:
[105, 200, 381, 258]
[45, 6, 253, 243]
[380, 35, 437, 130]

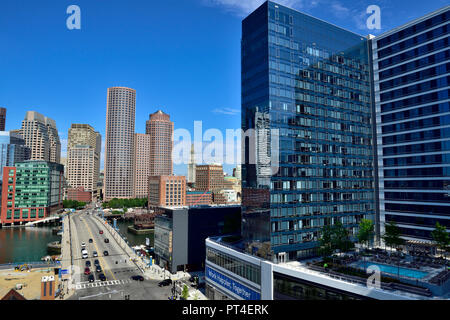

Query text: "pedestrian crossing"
[75, 279, 132, 290]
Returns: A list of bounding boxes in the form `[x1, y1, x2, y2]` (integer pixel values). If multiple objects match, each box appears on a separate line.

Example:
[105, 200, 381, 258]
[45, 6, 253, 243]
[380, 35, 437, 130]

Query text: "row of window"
[270, 204, 374, 217]
[378, 23, 449, 59]
[381, 102, 449, 123]
[271, 215, 367, 233]
[384, 166, 450, 178]
[206, 247, 261, 285]
[281, 154, 373, 167]
[270, 191, 374, 206]
[382, 114, 450, 134]
[380, 75, 449, 102]
[384, 179, 449, 190]
[383, 153, 450, 167]
[378, 37, 449, 70]
[385, 214, 449, 229]
[383, 140, 450, 156]
[377, 10, 449, 49]
[280, 128, 372, 146]
[380, 62, 450, 91]
[379, 50, 449, 81]
[385, 191, 450, 203]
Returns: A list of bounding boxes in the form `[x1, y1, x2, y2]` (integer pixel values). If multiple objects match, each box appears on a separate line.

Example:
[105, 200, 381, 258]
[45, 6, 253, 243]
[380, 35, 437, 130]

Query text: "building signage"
[205, 266, 260, 300]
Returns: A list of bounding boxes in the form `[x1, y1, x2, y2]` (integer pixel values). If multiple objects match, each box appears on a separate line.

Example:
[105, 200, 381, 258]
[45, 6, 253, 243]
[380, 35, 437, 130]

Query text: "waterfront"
[115, 220, 154, 248]
[0, 226, 60, 264]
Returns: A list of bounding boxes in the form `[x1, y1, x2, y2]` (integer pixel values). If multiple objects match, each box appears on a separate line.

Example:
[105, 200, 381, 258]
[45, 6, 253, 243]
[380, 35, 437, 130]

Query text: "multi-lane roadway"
[67, 207, 173, 300]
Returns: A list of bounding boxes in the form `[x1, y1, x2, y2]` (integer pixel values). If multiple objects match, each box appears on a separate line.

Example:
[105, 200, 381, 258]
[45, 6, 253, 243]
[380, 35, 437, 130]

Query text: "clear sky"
[1, 0, 448, 175]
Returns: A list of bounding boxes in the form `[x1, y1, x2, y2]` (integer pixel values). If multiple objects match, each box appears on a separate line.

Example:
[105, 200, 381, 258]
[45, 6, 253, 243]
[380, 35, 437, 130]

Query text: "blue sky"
[1, 0, 447, 175]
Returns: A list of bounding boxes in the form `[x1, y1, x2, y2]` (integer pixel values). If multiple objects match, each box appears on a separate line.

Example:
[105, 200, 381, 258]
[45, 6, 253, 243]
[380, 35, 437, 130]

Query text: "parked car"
[84, 267, 91, 275]
[104, 238, 109, 243]
[131, 275, 144, 281]
[88, 274, 95, 282]
[103, 250, 109, 256]
[158, 279, 172, 287]
[98, 273, 106, 281]
[81, 249, 88, 259]
[85, 260, 91, 267]
[89, 239, 93, 243]
[94, 259, 100, 267]
[93, 251, 98, 257]
[96, 265, 102, 273]
[81, 242, 86, 248]
[99, 230, 103, 234]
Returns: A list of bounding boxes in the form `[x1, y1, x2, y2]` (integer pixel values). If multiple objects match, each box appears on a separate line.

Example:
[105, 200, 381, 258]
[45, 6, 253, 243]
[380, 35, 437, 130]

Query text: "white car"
[81, 249, 89, 259]
[81, 242, 86, 248]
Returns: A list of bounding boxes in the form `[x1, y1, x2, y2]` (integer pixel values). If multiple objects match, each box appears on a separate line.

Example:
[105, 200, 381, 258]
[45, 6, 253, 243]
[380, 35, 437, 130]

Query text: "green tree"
[319, 222, 354, 256]
[357, 219, 375, 250]
[382, 222, 405, 252]
[181, 284, 189, 300]
[431, 222, 449, 258]
[319, 225, 334, 257]
[332, 222, 353, 252]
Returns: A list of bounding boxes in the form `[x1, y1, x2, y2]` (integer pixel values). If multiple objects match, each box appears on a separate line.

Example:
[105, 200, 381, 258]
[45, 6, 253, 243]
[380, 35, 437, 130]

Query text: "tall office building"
[133, 133, 151, 199]
[146, 110, 173, 176]
[20, 111, 61, 163]
[46, 118, 61, 164]
[373, 7, 450, 241]
[187, 143, 196, 184]
[241, 1, 376, 262]
[104, 87, 136, 201]
[66, 124, 101, 201]
[0, 131, 31, 179]
[0, 108, 6, 131]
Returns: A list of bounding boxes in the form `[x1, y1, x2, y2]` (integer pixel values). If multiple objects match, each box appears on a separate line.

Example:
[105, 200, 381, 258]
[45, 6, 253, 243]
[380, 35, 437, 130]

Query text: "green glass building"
[1, 160, 64, 224]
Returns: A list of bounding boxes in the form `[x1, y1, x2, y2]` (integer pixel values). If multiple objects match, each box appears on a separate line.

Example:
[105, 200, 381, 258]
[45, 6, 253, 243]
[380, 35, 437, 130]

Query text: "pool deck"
[350, 258, 444, 282]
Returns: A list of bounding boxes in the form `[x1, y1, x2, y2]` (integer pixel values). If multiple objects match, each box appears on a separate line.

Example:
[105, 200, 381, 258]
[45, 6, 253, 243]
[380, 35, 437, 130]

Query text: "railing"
[305, 263, 433, 297]
[94, 214, 146, 273]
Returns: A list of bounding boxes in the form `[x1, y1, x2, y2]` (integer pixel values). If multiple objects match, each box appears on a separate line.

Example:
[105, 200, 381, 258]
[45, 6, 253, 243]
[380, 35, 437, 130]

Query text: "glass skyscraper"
[0, 131, 30, 179]
[241, 1, 376, 262]
[373, 7, 450, 241]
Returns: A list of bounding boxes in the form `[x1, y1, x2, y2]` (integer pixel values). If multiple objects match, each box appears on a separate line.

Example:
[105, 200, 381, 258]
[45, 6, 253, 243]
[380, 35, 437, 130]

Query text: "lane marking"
[80, 213, 117, 281]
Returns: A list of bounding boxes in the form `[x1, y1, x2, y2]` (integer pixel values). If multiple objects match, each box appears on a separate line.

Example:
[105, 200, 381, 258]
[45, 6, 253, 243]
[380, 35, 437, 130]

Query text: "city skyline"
[0, 0, 448, 303]
[1, 0, 448, 176]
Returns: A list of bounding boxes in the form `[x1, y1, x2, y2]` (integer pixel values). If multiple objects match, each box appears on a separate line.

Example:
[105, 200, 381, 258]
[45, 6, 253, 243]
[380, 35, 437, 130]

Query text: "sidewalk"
[144, 264, 208, 300]
[94, 212, 208, 300]
[59, 214, 75, 300]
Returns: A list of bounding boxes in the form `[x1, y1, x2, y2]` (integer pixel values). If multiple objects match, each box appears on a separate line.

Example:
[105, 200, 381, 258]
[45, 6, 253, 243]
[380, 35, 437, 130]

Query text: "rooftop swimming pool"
[356, 261, 429, 279]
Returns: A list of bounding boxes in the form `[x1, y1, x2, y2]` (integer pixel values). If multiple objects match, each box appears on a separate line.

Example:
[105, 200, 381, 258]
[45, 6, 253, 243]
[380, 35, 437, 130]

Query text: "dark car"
[96, 265, 102, 273]
[196, 282, 205, 289]
[89, 239, 93, 243]
[104, 238, 109, 243]
[131, 275, 144, 281]
[98, 273, 106, 281]
[84, 267, 91, 275]
[103, 250, 109, 256]
[158, 279, 172, 287]
[94, 259, 100, 266]
[85, 260, 91, 267]
[88, 274, 95, 283]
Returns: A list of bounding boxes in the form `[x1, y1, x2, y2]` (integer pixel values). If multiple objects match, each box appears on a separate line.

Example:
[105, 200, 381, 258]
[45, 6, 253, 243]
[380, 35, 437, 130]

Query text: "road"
[67, 207, 173, 300]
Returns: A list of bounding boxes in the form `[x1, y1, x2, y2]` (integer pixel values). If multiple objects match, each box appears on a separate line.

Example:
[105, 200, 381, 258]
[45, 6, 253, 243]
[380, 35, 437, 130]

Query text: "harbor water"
[0, 226, 60, 264]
